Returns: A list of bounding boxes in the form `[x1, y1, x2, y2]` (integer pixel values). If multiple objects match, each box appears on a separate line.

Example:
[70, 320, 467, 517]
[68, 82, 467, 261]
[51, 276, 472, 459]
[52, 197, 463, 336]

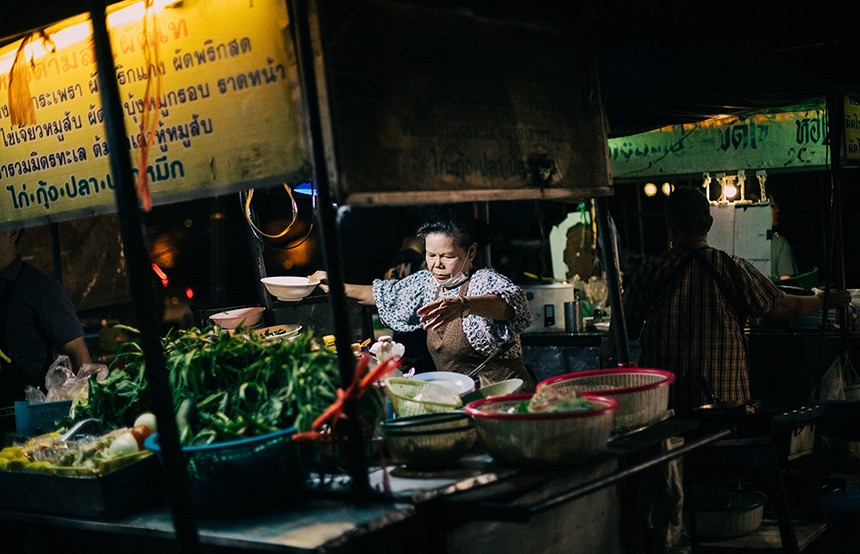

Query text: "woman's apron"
[426, 281, 536, 392]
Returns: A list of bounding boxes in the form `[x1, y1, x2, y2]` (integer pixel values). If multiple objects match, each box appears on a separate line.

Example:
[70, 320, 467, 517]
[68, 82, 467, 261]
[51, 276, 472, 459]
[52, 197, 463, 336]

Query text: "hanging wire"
[243, 182, 317, 251]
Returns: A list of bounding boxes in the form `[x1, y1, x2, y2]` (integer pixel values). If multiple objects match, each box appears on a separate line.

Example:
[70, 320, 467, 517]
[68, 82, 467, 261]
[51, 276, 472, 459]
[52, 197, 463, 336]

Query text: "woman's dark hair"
[665, 187, 711, 234]
[415, 207, 491, 250]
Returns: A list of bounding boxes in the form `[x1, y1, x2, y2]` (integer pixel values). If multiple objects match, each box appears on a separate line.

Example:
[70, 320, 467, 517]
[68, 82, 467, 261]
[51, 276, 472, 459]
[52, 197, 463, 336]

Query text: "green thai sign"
[609, 98, 828, 180]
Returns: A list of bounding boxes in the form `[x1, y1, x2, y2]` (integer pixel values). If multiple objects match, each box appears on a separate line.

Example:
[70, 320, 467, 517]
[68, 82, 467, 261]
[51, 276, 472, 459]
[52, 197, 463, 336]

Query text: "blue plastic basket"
[28, 400, 73, 433]
[145, 427, 308, 512]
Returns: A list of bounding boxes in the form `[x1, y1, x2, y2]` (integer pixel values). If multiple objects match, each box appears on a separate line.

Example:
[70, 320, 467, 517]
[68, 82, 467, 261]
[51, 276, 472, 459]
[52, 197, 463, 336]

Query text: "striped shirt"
[623, 246, 783, 409]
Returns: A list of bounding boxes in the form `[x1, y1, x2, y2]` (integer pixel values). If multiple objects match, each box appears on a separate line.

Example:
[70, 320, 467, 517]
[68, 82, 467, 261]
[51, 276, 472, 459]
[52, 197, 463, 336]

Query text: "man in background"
[769, 193, 798, 280]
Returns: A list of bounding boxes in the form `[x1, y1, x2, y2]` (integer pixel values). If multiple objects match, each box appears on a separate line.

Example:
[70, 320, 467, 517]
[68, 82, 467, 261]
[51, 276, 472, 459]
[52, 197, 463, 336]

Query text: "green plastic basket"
[385, 378, 463, 417]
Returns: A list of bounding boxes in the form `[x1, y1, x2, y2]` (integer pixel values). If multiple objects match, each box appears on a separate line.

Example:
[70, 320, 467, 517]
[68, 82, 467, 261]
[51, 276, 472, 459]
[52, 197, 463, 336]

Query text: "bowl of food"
[465, 389, 618, 466]
[538, 368, 675, 432]
[209, 307, 265, 330]
[260, 277, 318, 302]
[412, 372, 475, 396]
[380, 412, 476, 467]
[253, 324, 302, 341]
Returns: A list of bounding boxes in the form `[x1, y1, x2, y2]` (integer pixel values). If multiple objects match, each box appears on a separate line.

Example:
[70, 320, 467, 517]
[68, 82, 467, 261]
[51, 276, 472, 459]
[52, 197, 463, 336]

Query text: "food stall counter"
[0, 417, 729, 554]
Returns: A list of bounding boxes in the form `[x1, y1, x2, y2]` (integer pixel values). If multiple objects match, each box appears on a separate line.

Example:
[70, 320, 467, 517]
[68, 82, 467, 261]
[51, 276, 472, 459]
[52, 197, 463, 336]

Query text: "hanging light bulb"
[724, 183, 739, 200]
[644, 182, 657, 197]
[661, 182, 673, 196]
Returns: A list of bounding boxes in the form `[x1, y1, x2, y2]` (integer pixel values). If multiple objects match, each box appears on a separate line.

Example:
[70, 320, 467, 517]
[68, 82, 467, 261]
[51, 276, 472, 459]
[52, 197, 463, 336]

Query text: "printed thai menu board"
[0, 0, 309, 231]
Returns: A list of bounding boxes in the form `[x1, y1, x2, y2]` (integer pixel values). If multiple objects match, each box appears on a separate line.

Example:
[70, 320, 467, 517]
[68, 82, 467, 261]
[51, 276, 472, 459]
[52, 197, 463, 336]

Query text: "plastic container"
[538, 369, 675, 432]
[145, 427, 307, 513]
[695, 490, 768, 539]
[385, 378, 463, 417]
[28, 400, 73, 433]
[15, 401, 36, 435]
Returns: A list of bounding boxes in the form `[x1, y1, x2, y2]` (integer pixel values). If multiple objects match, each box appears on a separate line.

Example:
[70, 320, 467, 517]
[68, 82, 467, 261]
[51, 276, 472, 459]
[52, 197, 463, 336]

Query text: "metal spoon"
[60, 418, 105, 442]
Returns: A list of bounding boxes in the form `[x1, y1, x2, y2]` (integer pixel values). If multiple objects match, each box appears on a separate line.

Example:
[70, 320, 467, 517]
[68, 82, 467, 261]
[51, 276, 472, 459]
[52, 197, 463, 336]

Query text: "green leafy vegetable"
[66, 325, 340, 446]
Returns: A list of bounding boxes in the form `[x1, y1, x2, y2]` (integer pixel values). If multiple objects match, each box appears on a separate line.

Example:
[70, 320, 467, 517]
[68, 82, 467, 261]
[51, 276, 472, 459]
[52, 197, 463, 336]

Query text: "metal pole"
[595, 197, 631, 365]
[291, 0, 370, 497]
[480, 202, 491, 267]
[815, 94, 845, 400]
[87, 2, 200, 551]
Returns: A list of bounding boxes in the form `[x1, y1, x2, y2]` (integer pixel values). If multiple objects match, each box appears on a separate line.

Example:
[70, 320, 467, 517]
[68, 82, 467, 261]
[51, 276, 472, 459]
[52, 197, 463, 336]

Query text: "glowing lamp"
[644, 183, 657, 197]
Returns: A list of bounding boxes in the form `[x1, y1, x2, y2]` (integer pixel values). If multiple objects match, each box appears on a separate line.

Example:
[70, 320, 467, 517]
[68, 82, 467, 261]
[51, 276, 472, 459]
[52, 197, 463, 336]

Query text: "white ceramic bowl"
[412, 372, 476, 396]
[209, 307, 265, 329]
[261, 276, 318, 301]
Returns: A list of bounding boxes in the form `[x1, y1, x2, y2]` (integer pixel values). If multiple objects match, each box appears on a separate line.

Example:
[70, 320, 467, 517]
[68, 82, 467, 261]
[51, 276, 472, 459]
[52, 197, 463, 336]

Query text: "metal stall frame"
[285, 0, 626, 500]
[87, 1, 200, 551]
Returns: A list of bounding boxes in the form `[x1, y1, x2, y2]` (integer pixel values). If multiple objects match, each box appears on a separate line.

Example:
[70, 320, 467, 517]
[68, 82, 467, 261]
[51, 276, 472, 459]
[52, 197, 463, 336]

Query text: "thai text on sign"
[0, 0, 308, 231]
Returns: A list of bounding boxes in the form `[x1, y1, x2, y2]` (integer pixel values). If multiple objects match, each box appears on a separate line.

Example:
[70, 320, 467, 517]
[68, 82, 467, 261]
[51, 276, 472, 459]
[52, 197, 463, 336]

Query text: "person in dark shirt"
[0, 229, 92, 431]
[601, 187, 850, 409]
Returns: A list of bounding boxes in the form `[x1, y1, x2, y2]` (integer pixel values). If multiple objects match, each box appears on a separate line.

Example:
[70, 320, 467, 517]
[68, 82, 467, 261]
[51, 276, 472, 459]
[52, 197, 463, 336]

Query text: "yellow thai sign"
[0, 0, 308, 231]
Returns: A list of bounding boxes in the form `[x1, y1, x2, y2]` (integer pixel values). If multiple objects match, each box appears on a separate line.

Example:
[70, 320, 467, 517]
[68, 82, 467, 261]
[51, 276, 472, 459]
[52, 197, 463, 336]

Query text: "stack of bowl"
[380, 412, 477, 468]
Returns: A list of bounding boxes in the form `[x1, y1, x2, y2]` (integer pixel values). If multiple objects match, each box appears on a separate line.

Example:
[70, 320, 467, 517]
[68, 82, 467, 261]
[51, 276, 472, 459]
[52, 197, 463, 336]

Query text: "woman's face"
[424, 233, 476, 284]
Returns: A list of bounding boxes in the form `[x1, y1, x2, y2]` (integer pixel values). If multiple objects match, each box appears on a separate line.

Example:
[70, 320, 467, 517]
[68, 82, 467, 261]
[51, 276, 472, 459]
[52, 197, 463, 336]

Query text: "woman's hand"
[418, 297, 466, 331]
[308, 270, 329, 292]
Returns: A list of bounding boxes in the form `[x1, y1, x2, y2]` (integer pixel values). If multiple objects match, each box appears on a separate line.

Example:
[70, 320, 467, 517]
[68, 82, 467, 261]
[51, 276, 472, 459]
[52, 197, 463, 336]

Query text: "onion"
[134, 412, 158, 433]
[108, 432, 140, 457]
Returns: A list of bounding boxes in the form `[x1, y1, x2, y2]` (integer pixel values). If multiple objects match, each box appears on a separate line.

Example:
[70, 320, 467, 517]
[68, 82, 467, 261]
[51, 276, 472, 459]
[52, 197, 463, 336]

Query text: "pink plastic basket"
[538, 369, 675, 432]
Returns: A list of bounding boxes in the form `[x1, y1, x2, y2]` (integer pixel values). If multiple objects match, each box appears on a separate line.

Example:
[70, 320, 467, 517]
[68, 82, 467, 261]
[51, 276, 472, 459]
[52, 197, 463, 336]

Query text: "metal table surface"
[0, 418, 729, 554]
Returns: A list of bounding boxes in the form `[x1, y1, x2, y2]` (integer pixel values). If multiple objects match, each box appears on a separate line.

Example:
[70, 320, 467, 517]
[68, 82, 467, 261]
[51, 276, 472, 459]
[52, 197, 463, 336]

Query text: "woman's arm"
[417, 294, 512, 331]
[308, 271, 375, 305]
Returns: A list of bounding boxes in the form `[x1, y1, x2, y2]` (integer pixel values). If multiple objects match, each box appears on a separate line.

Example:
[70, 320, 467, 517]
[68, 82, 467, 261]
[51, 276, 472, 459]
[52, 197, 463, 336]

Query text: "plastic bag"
[369, 336, 405, 364]
[43, 355, 109, 403]
[24, 385, 47, 405]
[816, 354, 860, 460]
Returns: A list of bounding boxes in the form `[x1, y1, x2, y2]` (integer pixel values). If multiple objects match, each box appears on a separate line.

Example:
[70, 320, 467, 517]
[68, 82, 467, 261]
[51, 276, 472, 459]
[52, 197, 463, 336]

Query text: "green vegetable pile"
[66, 326, 341, 446]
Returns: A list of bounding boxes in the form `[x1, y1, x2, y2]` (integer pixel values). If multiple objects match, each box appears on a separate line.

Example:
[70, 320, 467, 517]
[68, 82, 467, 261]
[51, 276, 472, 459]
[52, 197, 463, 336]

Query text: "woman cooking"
[310, 207, 536, 391]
